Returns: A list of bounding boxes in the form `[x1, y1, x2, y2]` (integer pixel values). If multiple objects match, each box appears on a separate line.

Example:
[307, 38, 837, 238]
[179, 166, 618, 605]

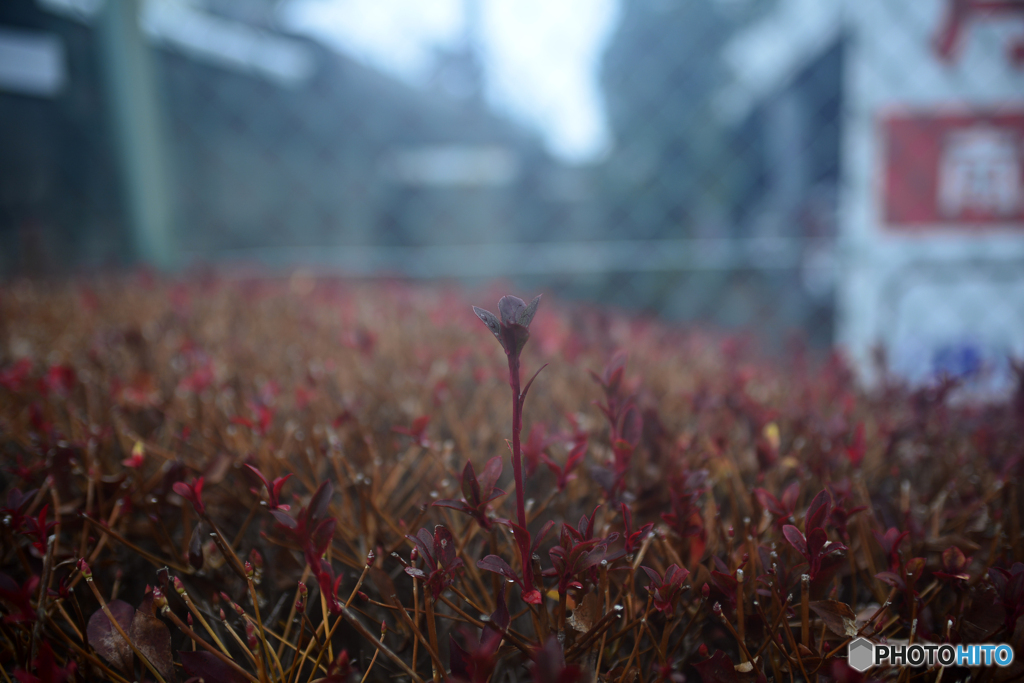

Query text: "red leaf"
[781, 482, 800, 511]
[431, 499, 470, 514]
[308, 480, 333, 525]
[180, 651, 250, 683]
[478, 456, 503, 499]
[620, 406, 642, 447]
[434, 525, 457, 569]
[805, 490, 832, 532]
[271, 474, 293, 504]
[87, 600, 134, 673]
[477, 555, 517, 583]
[783, 525, 807, 556]
[846, 423, 866, 466]
[461, 460, 481, 506]
[130, 593, 174, 682]
[522, 589, 542, 605]
[308, 518, 336, 561]
[270, 508, 298, 529]
[807, 528, 828, 562]
[243, 464, 269, 492]
[808, 600, 858, 638]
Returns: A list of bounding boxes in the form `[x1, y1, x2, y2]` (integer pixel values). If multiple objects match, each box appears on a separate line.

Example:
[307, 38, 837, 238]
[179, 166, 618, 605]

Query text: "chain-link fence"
[2, 0, 1023, 377]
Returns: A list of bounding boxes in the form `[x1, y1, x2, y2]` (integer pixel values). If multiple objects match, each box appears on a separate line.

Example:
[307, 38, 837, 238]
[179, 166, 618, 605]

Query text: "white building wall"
[836, 0, 1024, 391]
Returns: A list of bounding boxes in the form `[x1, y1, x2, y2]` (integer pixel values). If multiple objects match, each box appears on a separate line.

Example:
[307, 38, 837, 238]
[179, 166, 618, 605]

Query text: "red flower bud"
[153, 587, 168, 610]
[245, 620, 258, 652]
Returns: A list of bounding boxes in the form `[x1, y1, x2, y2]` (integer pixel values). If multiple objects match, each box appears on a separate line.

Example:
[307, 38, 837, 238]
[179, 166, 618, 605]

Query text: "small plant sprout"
[172, 477, 206, 516]
[405, 525, 464, 600]
[473, 294, 546, 603]
[243, 464, 292, 512]
[433, 456, 505, 530]
[641, 564, 690, 613]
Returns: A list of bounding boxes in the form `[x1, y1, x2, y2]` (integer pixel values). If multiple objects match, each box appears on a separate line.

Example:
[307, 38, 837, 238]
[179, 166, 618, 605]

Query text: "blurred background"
[1, 0, 1023, 389]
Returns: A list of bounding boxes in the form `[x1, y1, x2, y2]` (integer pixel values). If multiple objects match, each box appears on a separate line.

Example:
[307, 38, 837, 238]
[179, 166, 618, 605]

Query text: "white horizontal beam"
[185, 239, 824, 277]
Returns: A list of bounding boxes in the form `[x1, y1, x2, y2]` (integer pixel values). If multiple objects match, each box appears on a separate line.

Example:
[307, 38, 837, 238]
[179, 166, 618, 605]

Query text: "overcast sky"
[278, 0, 620, 164]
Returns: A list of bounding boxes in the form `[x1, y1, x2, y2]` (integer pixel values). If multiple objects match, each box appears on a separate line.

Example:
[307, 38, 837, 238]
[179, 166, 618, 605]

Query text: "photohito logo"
[847, 637, 1015, 672]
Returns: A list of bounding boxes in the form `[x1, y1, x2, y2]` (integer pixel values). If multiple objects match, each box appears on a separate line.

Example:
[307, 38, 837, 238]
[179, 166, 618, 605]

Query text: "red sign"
[934, 0, 1024, 65]
[883, 111, 1024, 229]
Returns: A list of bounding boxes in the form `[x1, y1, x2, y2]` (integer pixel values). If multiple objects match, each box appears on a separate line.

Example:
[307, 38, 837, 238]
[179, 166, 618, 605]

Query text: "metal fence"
[2, 0, 1023, 367]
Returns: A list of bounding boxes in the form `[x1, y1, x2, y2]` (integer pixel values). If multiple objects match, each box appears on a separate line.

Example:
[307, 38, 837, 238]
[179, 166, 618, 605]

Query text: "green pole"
[96, 0, 175, 269]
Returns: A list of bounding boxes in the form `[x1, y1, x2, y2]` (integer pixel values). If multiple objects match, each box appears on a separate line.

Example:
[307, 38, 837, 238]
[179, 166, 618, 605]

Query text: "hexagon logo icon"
[848, 637, 875, 672]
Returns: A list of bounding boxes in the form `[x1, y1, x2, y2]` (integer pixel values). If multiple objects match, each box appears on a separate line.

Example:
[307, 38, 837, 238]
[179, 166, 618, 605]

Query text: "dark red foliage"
[530, 635, 582, 683]
[405, 525, 464, 600]
[20, 504, 55, 555]
[12, 642, 75, 683]
[754, 482, 800, 530]
[230, 402, 275, 436]
[589, 351, 628, 422]
[641, 563, 690, 613]
[87, 599, 134, 672]
[393, 415, 432, 448]
[0, 358, 33, 392]
[449, 589, 509, 683]
[661, 470, 708, 540]
[276, 479, 333, 539]
[323, 650, 357, 682]
[989, 562, 1024, 630]
[546, 507, 624, 597]
[0, 573, 39, 623]
[478, 520, 553, 605]
[590, 353, 644, 494]
[180, 651, 250, 683]
[4, 279, 1024, 683]
[172, 477, 206, 516]
[1, 489, 37, 537]
[873, 527, 910, 572]
[826, 480, 866, 542]
[433, 456, 505, 530]
[540, 437, 588, 492]
[934, 545, 971, 582]
[312, 558, 345, 615]
[621, 502, 653, 555]
[522, 423, 553, 476]
[846, 422, 866, 467]
[780, 491, 848, 597]
[244, 464, 293, 512]
[43, 365, 76, 398]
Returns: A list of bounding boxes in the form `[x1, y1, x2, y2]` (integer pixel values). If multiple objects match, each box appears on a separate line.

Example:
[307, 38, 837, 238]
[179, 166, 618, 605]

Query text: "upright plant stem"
[425, 594, 440, 683]
[508, 354, 526, 530]
[507, 353, 537, 599]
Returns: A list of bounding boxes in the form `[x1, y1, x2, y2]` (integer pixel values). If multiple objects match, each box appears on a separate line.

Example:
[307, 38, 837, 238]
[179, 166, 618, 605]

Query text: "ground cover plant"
[1, 275, 1022, 683]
